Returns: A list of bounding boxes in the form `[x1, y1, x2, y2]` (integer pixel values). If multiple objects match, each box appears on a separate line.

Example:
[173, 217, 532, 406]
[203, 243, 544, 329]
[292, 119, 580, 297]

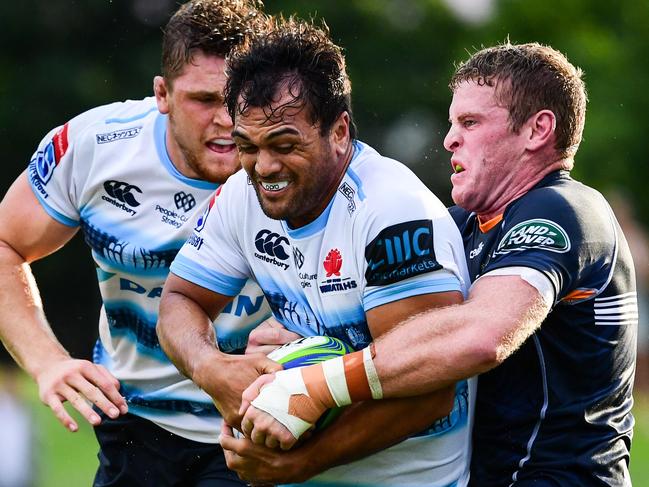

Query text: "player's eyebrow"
[232, 127, 300, 141]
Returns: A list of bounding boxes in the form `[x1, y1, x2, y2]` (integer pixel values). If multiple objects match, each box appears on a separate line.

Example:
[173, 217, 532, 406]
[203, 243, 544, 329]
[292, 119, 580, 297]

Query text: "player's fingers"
[250, 427, 267, 446]
[95, 364, 121, 388]
[59, 383, 102, 426]
[265, 434, 279, 450]
[67, 375, 120, 419]
[241, 417, 254, 438]
[44, 394, 78, 432]
[263, 316, 284, 328]
[240, 374, 276, 415]
[81, 365, 128, 414]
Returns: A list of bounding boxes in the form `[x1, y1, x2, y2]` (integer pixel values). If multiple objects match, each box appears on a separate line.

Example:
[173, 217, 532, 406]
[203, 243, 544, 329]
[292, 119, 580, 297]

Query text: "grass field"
[9, 378, 649, 486]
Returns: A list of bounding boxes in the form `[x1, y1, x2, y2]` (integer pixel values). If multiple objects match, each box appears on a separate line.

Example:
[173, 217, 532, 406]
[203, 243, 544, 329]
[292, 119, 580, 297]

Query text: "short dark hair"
[224, 16, 357, 139]
[161, 0, 266, 83]
[450, 42, 587, 159]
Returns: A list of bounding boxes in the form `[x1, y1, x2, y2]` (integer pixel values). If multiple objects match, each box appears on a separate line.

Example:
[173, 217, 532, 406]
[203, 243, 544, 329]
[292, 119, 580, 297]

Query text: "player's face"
[444, 80, 528, 217]
[233, 87, 351, 227]
[154, 53, 237, 184]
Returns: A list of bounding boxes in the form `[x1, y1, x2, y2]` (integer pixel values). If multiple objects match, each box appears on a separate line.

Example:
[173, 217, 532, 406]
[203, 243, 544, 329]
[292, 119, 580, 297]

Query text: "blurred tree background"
[0, 0, 648, 484]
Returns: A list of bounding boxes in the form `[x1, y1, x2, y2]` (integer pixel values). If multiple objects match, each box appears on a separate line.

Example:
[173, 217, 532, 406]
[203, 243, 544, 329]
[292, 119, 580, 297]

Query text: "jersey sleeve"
[171, 174, 251, 297]
[359, 187, 467, 311]
[26, 103, 125, 226]
[483, 188, 616, 304]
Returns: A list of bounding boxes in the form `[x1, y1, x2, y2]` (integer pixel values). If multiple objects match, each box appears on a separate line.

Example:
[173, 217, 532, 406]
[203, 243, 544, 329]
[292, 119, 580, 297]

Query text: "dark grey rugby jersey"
[451, 171, 637, 486]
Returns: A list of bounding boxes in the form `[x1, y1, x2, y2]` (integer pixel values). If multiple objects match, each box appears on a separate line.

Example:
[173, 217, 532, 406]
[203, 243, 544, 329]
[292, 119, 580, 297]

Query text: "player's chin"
[201, 157, 241, 183]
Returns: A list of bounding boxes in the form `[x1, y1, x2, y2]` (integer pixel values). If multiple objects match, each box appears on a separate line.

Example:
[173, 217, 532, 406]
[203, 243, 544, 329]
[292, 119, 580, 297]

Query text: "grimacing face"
[154, 53, 238, 184]
[232, 87, 351, 228]
[444, 80, 529, 218]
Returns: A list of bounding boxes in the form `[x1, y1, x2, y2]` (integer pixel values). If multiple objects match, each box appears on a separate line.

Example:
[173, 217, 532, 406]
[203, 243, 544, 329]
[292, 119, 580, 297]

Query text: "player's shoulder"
[510, 171, 610, 224]
[502, 171, 616, 253]
[346, 140, 445, 214]
[66, 96, 158, 141]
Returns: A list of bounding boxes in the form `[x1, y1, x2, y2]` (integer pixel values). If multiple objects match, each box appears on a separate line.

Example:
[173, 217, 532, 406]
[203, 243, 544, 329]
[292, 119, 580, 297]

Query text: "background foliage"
[0, 0, 646, 484]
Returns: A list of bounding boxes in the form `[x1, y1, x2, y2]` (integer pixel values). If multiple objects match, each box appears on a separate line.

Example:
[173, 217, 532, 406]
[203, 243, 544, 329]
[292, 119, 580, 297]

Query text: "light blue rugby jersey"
[172, 141, 475, 486]
[27, 97, 270, 443]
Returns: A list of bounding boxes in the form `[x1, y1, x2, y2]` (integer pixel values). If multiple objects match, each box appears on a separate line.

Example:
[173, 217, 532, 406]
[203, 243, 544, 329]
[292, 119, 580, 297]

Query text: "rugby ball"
[268, 335, 354, 429]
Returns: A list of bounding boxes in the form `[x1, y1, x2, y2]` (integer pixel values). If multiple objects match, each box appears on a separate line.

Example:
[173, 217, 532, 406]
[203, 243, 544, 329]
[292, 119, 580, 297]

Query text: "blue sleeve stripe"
[28, 180, 79, 227]
[363, 277, 462, 312]
[170, 254, 246, 297]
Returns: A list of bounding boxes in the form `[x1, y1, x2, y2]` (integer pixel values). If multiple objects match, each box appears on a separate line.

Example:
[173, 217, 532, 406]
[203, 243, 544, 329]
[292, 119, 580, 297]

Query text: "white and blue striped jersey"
[172, 141, 475, 486]
[26, 97, 270, 443]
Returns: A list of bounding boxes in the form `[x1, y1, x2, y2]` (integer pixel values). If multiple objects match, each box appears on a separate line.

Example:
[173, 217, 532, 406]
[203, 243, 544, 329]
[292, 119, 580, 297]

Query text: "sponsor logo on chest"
[102, 180, 142, 216]
[254, 229, 290, 270]
[96, 126, 142, 144]
[319, 248, 358, 294]
[493, 219, 571, 256]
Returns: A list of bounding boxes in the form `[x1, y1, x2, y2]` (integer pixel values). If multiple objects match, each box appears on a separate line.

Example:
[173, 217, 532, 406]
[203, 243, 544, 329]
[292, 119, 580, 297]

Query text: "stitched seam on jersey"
[509, 334, 548, 485]
[592, 197, 620, 299]
[104, 107, 158, 124]
[27, 173, 80, 227]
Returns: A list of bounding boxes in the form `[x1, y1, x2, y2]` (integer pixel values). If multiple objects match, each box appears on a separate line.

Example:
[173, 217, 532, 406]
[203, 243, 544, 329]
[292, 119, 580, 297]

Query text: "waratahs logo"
[494, 219, 571, 256]
[323, 249, 342, 277]
[320, 249, 357, 294]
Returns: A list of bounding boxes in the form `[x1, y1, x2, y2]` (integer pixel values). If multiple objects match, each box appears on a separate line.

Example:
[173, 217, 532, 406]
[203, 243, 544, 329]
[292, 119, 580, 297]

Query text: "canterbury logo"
[174, 191, 196, 212]
[103, 180, 142, 207]
[254, 229, 289, 260]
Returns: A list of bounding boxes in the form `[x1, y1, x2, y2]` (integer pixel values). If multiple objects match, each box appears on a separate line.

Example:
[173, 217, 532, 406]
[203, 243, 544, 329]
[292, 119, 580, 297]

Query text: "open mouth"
[259, 180, 290, 192]
[451, 161, 465, 174]
[207, 138, 236, 153]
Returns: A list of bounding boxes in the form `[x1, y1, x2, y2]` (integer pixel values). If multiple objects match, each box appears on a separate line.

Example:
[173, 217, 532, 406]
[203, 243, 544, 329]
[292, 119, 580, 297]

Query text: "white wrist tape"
[250, 368, 314, 439]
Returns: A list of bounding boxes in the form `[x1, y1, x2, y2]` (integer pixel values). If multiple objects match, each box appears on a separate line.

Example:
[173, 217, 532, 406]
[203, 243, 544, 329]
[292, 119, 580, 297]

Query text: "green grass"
[8, 376, 649, 486]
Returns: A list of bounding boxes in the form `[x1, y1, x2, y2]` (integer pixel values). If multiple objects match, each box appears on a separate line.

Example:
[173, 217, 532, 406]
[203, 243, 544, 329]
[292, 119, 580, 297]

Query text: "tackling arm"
[240, 274, 549, 442]
[0, 173, 127, 431]
[225, 291, 462, 482]
[157, 274, 282, 427]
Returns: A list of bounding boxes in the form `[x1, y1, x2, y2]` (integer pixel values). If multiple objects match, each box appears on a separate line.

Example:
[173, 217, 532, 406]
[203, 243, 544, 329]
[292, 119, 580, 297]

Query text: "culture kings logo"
[320, 249, 358, 294]
[493, 219, 571, 256]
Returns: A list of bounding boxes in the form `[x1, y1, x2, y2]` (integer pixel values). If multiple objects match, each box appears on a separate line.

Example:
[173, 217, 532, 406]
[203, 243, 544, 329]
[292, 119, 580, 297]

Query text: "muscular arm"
[375, 275, 549, 397]
[157, 274, 281, 426]
[224, 291, 462, 482]
[0, 173, 127, 430]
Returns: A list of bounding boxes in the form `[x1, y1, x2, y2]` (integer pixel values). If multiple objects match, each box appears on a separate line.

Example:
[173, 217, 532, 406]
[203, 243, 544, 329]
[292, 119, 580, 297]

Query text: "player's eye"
[237, 144, 258, 155]
[274, 144, 295, 154]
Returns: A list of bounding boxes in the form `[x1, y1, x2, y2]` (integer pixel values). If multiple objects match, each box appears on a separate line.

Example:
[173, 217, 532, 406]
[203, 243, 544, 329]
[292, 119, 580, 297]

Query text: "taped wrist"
[303, 344, 383, 408]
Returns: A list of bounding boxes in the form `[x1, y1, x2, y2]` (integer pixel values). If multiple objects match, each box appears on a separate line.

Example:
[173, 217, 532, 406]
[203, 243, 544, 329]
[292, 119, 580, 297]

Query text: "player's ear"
[526, 109, 556, 152]
[154, 76, 171, 114]
[330, 111, 351, 157]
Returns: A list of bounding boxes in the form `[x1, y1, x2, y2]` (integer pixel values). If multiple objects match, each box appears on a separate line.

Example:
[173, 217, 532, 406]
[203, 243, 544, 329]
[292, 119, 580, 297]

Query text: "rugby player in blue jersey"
[242, 42, 638, 486]
[0, 1, 289, 485]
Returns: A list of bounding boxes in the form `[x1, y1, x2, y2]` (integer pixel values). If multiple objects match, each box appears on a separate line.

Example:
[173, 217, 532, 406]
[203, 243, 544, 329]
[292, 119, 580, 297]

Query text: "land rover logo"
[494, 219, 570, 256]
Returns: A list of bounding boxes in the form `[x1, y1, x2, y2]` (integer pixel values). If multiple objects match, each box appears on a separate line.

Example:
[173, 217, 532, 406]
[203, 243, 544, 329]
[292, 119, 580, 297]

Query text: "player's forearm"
[374, 277, 548, 397]
[294, 386, 456, 479]
[0, 245, 69, 377]
[157, 290, 222, 384]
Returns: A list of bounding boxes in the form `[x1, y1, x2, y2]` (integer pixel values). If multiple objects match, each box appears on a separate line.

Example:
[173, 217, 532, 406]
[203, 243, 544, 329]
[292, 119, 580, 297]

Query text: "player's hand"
[220, 423, 314, 484]
[239, 368, 328, 449]
[195, 352, 283, 429]
[35, 358, 127, 432]
[245, 317, 301, 356]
